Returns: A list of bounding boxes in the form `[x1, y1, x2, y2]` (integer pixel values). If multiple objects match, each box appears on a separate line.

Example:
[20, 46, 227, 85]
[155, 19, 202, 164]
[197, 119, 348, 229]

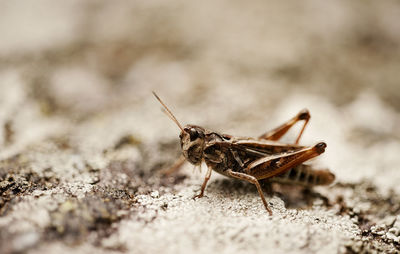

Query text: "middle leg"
[227, 169, 273, 215]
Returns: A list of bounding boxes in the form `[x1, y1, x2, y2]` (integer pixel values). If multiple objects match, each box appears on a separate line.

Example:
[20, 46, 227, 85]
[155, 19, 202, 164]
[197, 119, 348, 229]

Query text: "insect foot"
[192, 193, 204, 200]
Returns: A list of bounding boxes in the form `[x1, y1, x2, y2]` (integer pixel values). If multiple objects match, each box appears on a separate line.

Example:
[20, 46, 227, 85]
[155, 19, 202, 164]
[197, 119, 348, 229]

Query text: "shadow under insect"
[209, 178, 331, 210]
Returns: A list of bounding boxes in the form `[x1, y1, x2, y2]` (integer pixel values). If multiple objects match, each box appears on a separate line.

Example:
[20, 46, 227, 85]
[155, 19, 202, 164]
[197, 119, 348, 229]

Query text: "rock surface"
[1, 1, 400, 253]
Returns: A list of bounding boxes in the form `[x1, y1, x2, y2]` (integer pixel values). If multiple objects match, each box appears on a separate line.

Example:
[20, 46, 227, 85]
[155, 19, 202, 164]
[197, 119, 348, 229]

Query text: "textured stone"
[1, 1, 400, 254]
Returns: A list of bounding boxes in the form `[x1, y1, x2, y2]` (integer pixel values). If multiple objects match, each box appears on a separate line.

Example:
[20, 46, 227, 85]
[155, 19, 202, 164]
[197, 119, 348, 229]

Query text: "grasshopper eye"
[189, 128, 199, 141]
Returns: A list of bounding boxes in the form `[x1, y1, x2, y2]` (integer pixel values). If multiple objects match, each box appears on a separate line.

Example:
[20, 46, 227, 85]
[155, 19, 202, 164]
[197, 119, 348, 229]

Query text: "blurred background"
[1, 1, 400, 253]
[1, 0, 400, 109]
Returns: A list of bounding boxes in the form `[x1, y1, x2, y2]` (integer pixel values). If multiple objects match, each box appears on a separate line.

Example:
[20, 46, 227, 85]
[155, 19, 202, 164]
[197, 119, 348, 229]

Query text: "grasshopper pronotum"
[153, 92, 335, 215]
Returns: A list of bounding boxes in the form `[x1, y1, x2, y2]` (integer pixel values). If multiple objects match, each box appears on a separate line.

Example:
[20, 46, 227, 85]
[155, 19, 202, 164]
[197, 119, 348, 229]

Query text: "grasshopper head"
[152, 92, 205, 165]
[180, 125, 206, 165]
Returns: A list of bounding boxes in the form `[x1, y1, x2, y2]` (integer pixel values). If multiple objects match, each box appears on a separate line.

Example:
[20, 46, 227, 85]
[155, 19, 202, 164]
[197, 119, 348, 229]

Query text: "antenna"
[152, 92, 184, 131]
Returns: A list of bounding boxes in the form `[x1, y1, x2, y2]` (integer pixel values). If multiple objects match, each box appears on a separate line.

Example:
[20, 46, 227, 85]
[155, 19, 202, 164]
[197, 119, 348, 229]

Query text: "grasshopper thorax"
[179, 125, 206, 165]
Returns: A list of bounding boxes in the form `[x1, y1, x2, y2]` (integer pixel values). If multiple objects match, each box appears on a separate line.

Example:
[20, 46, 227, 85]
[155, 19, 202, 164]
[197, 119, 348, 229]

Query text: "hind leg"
[259, 109, 310, 144]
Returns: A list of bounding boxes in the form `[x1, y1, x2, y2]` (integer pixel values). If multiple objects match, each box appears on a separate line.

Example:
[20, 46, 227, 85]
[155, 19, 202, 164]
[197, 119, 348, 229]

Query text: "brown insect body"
[180, 125, 333, 186]
[154, 92, 335, 215]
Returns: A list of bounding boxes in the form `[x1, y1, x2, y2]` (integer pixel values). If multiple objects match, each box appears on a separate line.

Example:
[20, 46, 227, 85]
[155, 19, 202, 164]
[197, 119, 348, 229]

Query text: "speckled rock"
[1, 1, 400, 254]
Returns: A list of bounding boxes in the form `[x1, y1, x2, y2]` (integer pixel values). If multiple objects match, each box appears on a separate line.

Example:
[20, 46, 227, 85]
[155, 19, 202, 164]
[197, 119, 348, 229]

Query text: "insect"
[153, 92, 335, 215]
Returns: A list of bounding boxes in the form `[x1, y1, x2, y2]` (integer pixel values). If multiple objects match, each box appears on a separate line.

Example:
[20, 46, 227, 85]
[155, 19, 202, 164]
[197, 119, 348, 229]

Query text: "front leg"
[193, 166, 212, 199]
[227, 169, 272, 215]
[159, 155, 186, 176]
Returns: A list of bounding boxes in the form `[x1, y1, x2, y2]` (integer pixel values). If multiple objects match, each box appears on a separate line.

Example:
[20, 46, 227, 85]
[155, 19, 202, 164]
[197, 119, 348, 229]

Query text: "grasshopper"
[153, 92, 335, 215]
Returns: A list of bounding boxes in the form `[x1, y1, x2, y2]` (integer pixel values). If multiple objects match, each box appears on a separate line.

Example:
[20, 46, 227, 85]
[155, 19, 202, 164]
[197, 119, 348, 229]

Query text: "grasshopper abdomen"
[269, 164, 335, 186]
